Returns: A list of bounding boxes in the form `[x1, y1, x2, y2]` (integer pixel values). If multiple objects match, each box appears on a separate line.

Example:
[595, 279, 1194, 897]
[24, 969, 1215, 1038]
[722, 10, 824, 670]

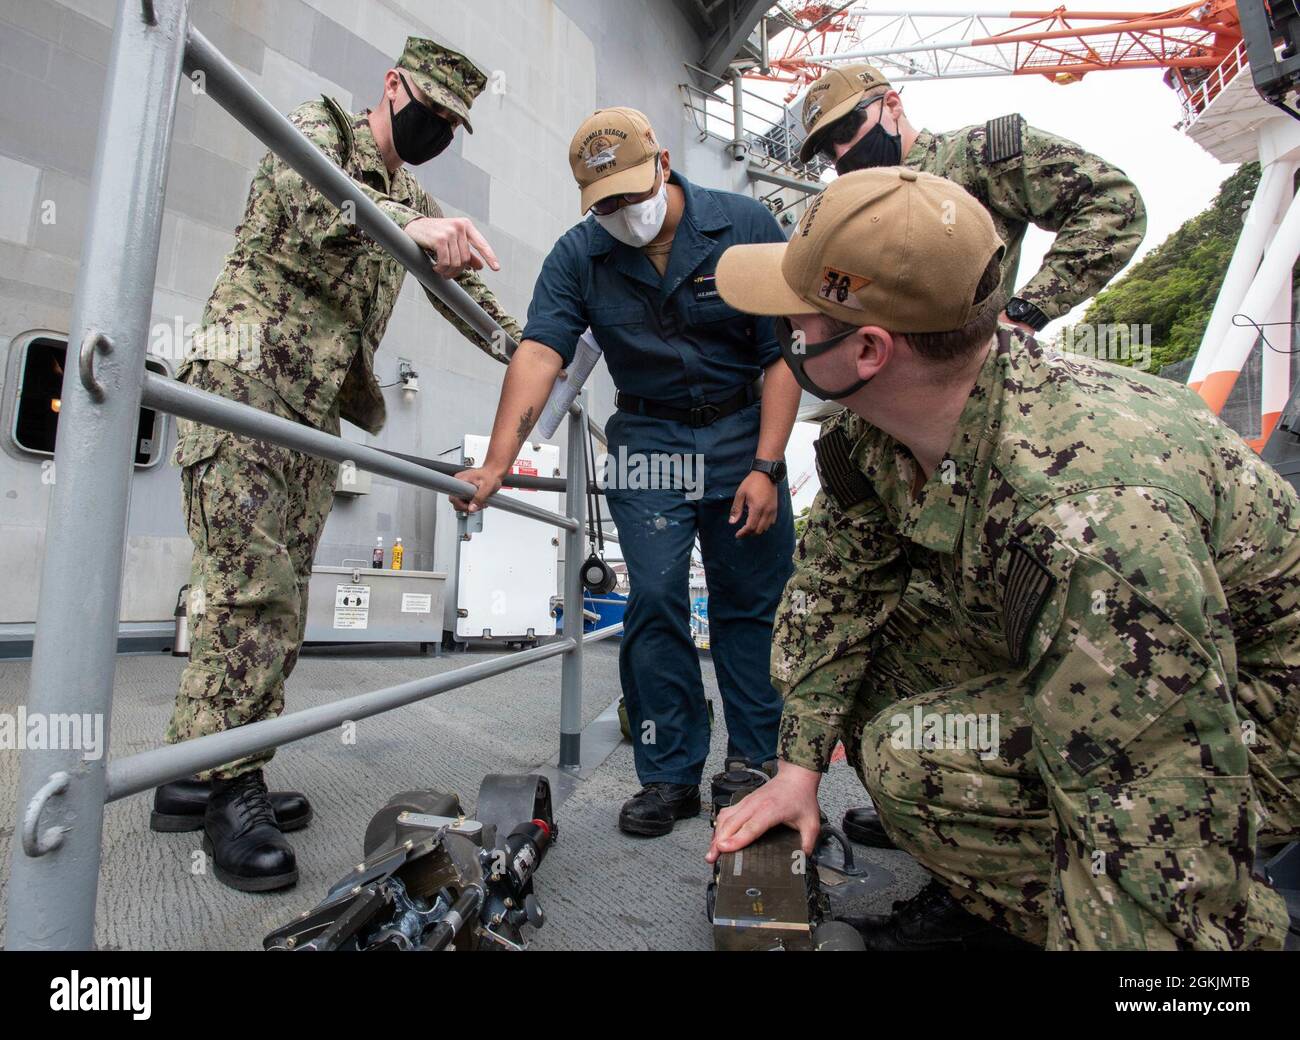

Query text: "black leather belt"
[615, 382, 759, 428]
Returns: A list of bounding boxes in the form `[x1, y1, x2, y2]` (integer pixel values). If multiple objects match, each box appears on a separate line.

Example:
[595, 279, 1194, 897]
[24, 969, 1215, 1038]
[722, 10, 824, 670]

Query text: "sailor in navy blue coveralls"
[452, 117, 800, 835]
[526, 168, 797, 826]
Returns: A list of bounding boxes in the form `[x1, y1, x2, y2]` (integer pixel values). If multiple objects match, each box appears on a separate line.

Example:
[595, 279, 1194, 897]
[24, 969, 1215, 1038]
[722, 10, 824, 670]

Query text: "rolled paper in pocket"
[538, 329, 603, 438]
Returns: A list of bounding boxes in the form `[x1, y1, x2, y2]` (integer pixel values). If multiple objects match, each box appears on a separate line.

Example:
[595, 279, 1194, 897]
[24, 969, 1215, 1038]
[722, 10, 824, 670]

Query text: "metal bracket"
[22, 771, 71, 858]
[78, 330, 113, 403]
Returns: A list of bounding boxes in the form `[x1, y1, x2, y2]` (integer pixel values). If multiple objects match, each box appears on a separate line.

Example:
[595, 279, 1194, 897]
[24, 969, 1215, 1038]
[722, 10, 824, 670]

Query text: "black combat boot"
[202, 770, 299, 893]
[851, 879, 1038, 951]
[151, 777, 313, 833]
[618, 783, 701, 837]
[841, 805, 897, 850]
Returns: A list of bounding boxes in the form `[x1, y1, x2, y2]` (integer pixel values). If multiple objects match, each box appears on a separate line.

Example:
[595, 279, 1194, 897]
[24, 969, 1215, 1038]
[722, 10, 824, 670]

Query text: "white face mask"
[594, 178, 668, 248]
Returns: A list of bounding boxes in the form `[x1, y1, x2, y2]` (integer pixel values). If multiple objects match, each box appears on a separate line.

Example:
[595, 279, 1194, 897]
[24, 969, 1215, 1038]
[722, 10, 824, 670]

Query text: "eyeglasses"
[590, 169, 661, 216]
[812, 97, 881, 162]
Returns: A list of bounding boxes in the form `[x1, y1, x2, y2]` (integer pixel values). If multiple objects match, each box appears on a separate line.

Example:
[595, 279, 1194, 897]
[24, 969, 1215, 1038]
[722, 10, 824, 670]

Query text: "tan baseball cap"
[715, 168, 1006, 333]
[569, 108, 661, 215]
[798, 63, 893, 163]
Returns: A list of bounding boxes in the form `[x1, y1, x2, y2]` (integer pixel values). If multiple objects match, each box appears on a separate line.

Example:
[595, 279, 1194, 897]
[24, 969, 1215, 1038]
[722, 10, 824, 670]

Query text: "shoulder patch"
[813, 426, 871, 511]
[319, 94, 355, 168]
[1003, 541, 1055, 665]
[984, 114, 1022, 164]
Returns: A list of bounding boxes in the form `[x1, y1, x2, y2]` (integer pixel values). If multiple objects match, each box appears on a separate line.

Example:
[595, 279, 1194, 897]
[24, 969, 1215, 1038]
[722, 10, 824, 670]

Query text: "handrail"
[182, 27, 520, 358]
[141, 372, 578, 531]
[104, 636, 578, 802]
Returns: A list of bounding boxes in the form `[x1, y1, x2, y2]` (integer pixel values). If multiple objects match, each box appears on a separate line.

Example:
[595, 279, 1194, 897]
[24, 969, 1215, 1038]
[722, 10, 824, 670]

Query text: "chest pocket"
[686, 299, 756, 351]
[925, 546, 1004, 647]
[687, 298, 743, 324]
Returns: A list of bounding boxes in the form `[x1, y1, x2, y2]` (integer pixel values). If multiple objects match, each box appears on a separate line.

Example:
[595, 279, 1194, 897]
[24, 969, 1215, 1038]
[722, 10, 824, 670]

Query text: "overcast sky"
[779, 0, 1242, 513]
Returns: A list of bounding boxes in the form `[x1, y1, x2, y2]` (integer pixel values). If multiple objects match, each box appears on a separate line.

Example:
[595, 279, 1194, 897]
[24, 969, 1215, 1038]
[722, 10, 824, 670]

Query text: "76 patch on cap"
[818, 267, 871, 310]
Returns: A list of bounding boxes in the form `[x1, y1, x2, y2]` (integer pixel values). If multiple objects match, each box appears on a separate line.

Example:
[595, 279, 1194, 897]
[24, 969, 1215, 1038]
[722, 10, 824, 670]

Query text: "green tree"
[1054, 162, 1294, 372]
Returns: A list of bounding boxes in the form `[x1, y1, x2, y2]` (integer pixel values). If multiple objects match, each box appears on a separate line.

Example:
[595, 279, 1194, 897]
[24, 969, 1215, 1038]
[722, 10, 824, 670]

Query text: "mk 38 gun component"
[707, 781, 867, 951]
[264, 773, 555, 952]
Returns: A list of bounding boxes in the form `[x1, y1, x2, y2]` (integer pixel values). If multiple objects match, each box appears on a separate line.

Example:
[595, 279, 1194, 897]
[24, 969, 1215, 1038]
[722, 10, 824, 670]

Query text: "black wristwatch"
[1005, 297, 1050, 332]
[751, 458, 787, 484]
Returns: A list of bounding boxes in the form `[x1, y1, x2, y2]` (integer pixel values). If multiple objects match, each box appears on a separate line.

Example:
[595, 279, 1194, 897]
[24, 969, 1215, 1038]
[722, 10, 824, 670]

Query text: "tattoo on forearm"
[515, 406, 534, 444]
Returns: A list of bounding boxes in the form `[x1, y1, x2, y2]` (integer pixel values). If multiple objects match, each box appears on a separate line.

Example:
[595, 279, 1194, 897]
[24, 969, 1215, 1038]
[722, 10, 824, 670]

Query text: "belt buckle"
[689, 402, 721, 427]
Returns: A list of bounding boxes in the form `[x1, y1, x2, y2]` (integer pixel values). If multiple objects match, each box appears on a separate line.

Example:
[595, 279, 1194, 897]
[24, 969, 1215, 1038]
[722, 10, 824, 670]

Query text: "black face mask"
[389, 73, 454, 165]
[834, 99, 902, 175]
[776, 317, 872, 401]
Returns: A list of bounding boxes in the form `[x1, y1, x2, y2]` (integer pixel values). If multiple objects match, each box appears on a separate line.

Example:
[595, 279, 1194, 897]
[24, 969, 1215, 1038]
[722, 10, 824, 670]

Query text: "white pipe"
[1189, 159, 1291, 385]
[1261, 279, 1293, 442]
[1197, 181, 1300, 413]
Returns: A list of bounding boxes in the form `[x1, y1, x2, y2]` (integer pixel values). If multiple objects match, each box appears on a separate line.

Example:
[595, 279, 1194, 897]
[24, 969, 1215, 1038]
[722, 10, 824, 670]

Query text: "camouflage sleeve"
[413, 194, 522, 365]
[984, 119, 1147, 321]
[271, 103, 425, 248]
[1018, 488, 1281, 949]
[772, 488, 909, 772]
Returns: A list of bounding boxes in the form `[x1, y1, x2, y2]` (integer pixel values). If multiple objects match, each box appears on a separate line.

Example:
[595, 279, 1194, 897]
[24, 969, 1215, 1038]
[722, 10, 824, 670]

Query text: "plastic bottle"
[372, 537, 384, 569]
[391, 538, 404, 571]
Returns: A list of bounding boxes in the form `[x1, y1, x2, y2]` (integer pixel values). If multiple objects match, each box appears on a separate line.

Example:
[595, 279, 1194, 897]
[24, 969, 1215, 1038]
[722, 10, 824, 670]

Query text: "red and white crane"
[749, 3, 1294, 449]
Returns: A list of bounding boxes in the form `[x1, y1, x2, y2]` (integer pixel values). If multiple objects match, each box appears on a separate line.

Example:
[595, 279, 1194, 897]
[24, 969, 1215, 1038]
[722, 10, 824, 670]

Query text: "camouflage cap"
[397, 36, 487, 134]
[715, 168, 1005, 332]
[798, 63, 893, 163]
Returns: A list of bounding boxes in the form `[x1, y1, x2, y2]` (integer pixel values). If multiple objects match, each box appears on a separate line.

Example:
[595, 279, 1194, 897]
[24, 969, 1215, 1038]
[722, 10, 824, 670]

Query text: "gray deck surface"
[0, 640, 925, 951]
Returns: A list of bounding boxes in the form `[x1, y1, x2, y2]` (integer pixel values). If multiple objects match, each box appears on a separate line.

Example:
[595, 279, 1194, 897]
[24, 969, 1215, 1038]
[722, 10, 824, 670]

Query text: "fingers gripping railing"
[6, 0, 589, 951]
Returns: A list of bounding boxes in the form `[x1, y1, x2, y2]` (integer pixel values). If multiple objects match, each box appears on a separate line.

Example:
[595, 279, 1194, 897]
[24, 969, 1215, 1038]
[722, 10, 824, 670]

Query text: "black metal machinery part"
[264, 774, 556, 952]
[705, 764, 866, 951]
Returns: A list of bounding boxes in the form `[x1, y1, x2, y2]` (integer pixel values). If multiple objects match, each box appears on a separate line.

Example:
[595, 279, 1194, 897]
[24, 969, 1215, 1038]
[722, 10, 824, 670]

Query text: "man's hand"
[405, 216, 500, 277]
[450, 466, 504, 513]
[730, 470, 779, 538]
[706, 762, 822, 863]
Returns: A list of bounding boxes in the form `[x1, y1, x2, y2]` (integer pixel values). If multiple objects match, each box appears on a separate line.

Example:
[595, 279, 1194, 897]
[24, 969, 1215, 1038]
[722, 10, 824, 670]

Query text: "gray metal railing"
[5, 0, 592, 950]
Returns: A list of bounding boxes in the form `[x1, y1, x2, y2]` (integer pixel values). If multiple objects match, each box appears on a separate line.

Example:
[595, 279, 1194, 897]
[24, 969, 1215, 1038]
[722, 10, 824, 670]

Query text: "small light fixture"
[50, 398, 61, 414]
[398, 360, 419, 394]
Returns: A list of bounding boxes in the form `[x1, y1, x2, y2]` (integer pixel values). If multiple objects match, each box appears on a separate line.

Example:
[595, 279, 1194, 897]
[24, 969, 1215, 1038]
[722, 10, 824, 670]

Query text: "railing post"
[558, 395, 589, 771]
[5, 0, 190, 950]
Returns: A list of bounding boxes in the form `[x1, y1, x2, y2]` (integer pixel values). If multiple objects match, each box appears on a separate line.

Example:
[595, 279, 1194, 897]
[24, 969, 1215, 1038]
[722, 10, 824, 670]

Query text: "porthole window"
[9, 332, 169, 467]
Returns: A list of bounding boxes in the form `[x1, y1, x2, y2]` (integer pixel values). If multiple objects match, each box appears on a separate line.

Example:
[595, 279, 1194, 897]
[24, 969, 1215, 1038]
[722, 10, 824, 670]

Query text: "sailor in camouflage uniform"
[151, 37, 523, 893]
[797, 63, 1146, 333]
[707, 169, 1299, 950]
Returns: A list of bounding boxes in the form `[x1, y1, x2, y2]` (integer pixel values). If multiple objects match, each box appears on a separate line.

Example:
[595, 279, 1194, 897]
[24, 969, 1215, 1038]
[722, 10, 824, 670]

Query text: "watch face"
[773, 462, 788, 483]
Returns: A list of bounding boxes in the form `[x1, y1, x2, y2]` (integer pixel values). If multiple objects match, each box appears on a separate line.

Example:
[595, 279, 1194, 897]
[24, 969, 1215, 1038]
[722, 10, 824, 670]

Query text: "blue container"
[555, 591, 627, 634]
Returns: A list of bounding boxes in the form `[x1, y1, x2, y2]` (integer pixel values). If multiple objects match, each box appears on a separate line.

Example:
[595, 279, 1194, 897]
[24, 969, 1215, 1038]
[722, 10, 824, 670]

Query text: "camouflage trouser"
[165, 363, 339, 781]
[843, 581, 1297, 951]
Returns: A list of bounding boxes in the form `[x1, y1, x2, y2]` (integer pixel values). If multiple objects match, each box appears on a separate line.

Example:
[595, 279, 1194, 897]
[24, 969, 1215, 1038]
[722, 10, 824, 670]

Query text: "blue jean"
[602, 400, 795, 786]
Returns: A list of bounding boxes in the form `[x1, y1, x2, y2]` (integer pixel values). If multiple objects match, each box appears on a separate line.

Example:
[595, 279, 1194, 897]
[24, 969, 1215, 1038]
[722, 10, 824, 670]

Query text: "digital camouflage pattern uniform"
[168, 45, 522, 780]
[774, 327, 1300, 950]
[900, 117, 1146, 321]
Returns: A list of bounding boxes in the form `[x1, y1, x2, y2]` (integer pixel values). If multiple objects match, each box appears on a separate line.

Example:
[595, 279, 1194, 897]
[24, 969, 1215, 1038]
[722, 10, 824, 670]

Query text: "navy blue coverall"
[523, 171, 795, 785]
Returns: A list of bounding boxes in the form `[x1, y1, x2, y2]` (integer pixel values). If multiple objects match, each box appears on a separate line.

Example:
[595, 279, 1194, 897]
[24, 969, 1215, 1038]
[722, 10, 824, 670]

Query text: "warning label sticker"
[334, 584, 370, 629]
[401, 593, 432, 614]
